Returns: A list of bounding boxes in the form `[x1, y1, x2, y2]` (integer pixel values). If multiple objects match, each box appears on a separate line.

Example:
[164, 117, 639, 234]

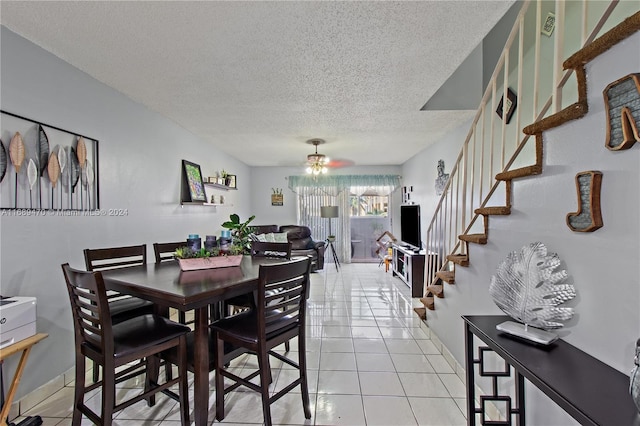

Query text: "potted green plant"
[221, 213, 256, 254]
[174, 245, 244, 271]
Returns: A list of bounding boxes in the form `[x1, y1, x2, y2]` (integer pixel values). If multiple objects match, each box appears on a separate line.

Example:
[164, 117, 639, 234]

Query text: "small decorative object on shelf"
[226, 174, 236, 188]
[631, 338, 640, 413]
[489, 242, 576, 345]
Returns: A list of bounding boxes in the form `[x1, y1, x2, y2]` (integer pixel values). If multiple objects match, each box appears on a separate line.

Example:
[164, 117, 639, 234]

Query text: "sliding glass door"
[349, 188, 390, 263]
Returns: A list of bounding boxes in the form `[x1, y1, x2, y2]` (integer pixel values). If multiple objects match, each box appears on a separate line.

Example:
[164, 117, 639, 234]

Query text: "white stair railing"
[423, 0, 633, 292]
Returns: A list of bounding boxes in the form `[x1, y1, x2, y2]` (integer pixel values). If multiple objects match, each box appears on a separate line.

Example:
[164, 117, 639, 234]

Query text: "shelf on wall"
[204, 182, 237, 191]
[180, 202, 233, 207]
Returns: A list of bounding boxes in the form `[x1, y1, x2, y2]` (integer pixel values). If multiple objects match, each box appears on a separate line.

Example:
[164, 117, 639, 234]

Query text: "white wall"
[0, 27, 253, 397]
[402, 30, 640, 425]
[401, 119, 473, 244]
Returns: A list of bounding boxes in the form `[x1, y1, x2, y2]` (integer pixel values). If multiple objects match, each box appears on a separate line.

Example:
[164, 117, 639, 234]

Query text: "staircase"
[414, 1, 640, 320]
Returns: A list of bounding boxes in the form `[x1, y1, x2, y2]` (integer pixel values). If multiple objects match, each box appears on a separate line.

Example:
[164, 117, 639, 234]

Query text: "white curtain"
[288, 175, 401, 265]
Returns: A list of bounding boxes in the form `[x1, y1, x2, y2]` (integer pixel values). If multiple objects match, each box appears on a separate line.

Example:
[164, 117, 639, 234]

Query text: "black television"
[400, 205, 422, 250]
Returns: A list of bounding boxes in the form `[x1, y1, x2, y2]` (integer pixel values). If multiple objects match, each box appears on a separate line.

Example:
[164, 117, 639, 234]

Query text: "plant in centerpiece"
[174, 244, 244, 271]
[222, 213, 256, 254]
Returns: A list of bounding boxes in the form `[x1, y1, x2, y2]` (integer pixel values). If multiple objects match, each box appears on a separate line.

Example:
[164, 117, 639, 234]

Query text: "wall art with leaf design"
[0, 110, 100, 211]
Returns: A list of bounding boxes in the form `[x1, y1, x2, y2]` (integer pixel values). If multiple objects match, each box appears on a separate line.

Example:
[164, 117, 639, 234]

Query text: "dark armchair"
[253, 225, 325, 271]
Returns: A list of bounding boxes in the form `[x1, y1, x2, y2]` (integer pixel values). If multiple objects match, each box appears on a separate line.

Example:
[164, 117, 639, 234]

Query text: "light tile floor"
[15, 263, 468, 425]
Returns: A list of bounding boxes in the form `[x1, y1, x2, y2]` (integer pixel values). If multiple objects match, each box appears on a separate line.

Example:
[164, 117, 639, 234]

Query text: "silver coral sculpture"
[489, 242, 576, 344]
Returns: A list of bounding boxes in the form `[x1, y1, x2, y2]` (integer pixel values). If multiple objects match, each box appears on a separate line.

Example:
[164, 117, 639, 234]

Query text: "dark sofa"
[252, 225, 325, 271]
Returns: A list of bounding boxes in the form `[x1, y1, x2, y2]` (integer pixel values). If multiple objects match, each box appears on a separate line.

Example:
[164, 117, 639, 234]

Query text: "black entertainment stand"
[463, 315, 640, 425]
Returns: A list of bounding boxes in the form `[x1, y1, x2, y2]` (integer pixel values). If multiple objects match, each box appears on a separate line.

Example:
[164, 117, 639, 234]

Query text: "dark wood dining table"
[100, 255, 283, 425]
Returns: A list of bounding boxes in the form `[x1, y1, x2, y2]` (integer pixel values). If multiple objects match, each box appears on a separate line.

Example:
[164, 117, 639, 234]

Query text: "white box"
[0, 296, 37, 349]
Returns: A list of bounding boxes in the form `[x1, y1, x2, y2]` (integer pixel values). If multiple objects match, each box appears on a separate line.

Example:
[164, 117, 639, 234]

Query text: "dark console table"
[463, 315, 640, 426]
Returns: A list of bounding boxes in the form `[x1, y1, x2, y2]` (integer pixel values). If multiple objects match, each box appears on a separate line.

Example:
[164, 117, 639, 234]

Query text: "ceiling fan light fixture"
[305, 138, 329, 175]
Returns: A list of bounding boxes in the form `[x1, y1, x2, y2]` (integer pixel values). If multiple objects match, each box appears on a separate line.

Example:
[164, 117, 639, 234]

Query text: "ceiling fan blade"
[326, 158, 355, 169]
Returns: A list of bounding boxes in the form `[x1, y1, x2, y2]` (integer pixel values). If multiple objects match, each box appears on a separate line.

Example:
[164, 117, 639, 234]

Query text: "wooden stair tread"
[426, 283, 444, 298]
[475, 206, 511, 216]
[459, 234, 487, 244]
[413, 307, 426, 320]
[419, 297, 435, 311]
[436, 271, 455, 284]
[447, 254, 469, 266]
[496, 165, 542, 181]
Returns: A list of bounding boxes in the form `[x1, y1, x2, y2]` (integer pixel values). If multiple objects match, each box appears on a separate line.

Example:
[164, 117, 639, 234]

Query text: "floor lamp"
[320, 206, 340, 271]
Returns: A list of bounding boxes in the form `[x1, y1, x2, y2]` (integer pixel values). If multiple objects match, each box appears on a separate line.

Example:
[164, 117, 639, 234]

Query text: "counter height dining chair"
[224, 241, 293, 318]
[152, 241, 183, 263]
[61, 263, 190, 426]
[212, 257, 312, 426]
[250, 241, 292, 259]
[84, 244, 155, 382]
[249, 241, 294, 352]
[153, 241, 192, 326]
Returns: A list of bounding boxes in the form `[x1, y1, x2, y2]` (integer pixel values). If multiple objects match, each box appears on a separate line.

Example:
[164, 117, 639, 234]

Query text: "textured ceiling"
[1, 1, 514, 168]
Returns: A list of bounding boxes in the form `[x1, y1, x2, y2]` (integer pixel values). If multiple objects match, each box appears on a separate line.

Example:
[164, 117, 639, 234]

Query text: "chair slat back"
[84, 244, 147, 271]
[250, 241, 292, 259]
[257, 257, 310, 336]
[61, 263, 113, 354]
[153, 242, 184, 263]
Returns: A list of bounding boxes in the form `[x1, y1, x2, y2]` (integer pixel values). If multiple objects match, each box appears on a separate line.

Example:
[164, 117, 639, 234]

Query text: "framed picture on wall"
[227, 174, 237, 189]
[496, 88, 517, 124]
[181, 160, 207, 202]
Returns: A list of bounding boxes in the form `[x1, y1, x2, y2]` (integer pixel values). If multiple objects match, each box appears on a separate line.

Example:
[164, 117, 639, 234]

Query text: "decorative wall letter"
[603, 73, 640, 151]
[566, 171, 603, 232]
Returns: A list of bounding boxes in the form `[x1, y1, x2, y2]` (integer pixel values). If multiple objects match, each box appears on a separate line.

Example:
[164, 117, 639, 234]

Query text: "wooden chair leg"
[298, 332, 311, 419]
[165, 363, 173, 382]
[258, 349, 273, 426]
[102, 361, 116, 426]
[145, 356, 159, 406]
[177, 335, 190, 426]
[72, 355, 86, 426]
[215, 338, 226, 421]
